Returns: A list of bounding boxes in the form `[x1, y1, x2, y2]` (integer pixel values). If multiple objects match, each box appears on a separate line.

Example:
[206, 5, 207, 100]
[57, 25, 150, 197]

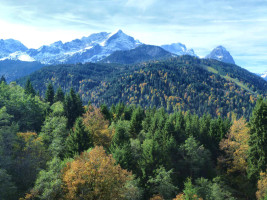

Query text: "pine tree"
[65, 117, 93, 158]
[54, 86, 64, 102]
[247, 98, 267, 182]
[24, 78, 36, 96]
[100, 104, 111, 121]
[45, 83, 54, 105]
[64, 88, 84, 128]
[129, 106, 145, 138]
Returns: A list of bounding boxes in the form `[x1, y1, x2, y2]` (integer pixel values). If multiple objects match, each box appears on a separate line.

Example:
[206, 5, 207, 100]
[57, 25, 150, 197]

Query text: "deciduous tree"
[62, 146, 132, 200]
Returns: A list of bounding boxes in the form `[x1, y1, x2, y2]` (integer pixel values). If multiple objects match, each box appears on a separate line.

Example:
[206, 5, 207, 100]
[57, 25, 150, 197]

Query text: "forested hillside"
[0, 79, 267, 200]
[19, 56, 267, 118]
[100, 44, 174, 64]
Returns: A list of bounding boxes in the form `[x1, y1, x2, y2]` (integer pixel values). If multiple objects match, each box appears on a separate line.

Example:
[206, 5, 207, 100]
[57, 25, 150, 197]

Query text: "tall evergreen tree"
[129, 106, 145, 138]
[65, 117, 93, 158]
[100, 104, 111, 121]
[24, 78, 36, 96]
[247, 98, 267, 182]
[45, 83, 54, 105]
[64, 88, 84, 128]
[54, 86, 64, 102]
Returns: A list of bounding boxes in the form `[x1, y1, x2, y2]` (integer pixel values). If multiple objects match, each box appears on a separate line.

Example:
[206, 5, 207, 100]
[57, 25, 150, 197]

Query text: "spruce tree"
[45, 83, 54, 105]
[24, 78, 36, 96]
[129, 106, 145, 138]
[100, 104, 111, 121]
[54, 86, 64, 102]
[65, 117, 93, 158]
[247, 98, 267, 182]
[64, 88, 84, 128]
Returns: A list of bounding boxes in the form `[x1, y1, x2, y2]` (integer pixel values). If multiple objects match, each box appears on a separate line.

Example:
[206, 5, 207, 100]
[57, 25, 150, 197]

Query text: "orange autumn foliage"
[62, 146, 132, 200]
[83, 105, 113, 148]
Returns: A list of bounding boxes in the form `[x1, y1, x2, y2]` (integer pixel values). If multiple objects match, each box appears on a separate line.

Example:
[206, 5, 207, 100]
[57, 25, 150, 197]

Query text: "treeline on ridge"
[17, 56, 267, 119]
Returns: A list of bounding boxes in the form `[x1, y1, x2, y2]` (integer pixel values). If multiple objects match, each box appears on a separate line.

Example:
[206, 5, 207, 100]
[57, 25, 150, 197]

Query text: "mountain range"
[0, 29, 266, 83]
[0, 30, 234, 65]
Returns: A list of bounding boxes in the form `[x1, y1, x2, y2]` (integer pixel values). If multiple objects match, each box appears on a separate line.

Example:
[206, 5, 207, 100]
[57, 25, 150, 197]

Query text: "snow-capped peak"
[0, 30, 142, 64]
[0, 39, 28, 58]
[205, 46, 235, 64]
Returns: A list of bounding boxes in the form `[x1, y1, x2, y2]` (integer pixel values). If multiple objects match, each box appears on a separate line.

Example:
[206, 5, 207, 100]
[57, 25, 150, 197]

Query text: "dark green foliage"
[0, 82, 47, 132]
[193, 177, 237, 200]
[45, 82, 54, 105]
[0, 169, 17, 200]
[64, 88, 84, 128]
[54, 86, 65, 102]
[24, 78, 36, 96]
[247, 98, 267, 182]
[129, 106, 145, 138]
[100, 104, 111, 121]
[147, 166, 178, 199]
[32, 157, 66, 199]
[178, 136, 214, 179]
[39, 102, 69, 158]
[65, 117, 93, 158]
[110, 120, 135, 170]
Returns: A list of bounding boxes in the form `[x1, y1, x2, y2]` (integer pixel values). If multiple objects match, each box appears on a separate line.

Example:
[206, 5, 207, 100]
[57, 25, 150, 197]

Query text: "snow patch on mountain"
[0, 51, 35, 62]
[257, 71, 267, 81]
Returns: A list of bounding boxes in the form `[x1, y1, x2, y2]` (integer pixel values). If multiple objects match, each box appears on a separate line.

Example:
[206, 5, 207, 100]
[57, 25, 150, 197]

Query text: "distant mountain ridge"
[0, 30, 142, 64]
[161, 43, 196, 57]
[0, 60, 43, 82]
[0, 30, 238, 67]
[205, 46, 235, 64]
[0, 39, 28, 58]
[100, 44, 175, 64]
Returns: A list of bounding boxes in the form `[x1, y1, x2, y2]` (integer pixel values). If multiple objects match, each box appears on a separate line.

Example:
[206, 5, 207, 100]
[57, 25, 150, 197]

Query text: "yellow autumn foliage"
[62, 146, 132, 200]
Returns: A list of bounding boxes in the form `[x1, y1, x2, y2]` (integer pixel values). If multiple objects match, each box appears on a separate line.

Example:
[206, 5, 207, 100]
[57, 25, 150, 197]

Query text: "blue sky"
[0, 0, 266, 73]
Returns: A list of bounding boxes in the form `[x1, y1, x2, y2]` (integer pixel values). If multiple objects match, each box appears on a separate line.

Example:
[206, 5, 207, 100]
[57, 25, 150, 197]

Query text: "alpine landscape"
[0, 1, 266, 200]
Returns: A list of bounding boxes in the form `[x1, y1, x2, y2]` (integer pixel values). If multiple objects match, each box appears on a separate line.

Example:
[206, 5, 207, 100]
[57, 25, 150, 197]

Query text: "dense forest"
[18, 56, 267, 119]
[0, 77, 267, 200]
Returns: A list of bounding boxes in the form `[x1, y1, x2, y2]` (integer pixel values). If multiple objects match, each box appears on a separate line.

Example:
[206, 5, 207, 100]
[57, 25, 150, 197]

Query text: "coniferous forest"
[0, 70, 267, 200]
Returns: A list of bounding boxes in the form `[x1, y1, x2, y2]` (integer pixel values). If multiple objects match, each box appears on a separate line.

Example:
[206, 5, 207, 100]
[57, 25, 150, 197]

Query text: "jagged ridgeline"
[18, 56, 267, 118]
